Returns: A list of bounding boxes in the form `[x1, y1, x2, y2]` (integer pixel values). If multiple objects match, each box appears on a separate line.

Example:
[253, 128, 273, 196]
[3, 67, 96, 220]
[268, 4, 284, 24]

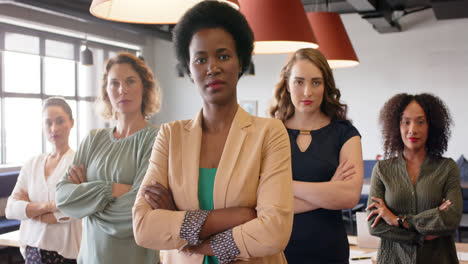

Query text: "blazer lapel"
[182, 109, 203, 209]
[213, 106, 252, 208]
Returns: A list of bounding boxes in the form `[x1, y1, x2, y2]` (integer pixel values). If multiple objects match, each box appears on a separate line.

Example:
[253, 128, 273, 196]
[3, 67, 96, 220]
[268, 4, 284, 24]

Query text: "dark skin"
[141, 27, 257, 256]
[367, 102, 452, 240]
[142, 182, 256, 255]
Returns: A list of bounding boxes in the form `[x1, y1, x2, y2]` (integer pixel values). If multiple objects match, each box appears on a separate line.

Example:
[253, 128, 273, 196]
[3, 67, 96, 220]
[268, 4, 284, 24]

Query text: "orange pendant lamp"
[307, 12, 359, 68]
[239, 0, 318, 54]
[90, 0, 239, 24]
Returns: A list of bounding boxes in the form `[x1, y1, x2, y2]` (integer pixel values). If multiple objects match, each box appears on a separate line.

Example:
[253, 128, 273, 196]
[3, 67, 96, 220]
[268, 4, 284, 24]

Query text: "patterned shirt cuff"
[210, 229, 240, 264]
[180, 210, 210, 245]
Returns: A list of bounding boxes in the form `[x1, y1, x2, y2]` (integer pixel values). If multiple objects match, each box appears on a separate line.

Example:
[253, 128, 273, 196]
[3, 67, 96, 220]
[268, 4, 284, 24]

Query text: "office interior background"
[0, 1, 464, 167]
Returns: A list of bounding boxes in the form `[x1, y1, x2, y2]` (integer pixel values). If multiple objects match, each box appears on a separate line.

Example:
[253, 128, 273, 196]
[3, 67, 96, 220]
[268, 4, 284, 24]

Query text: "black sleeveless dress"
[284, 120, 360, 264]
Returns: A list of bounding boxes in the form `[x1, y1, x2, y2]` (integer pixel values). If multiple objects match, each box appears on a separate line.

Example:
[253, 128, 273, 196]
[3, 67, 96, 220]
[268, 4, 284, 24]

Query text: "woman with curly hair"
[132, 2, 293, 264]
[56, 52, 160, 264]
[269, 48, 363, 264]
[366, 93, 462, 264]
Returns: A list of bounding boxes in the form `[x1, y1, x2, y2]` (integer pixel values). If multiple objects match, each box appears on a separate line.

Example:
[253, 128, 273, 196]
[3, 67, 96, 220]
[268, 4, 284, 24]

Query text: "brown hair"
[379, 93, 452, 159]
[269, 48, 347, 122]
[96, 52, 161, 120]
[43, 97, 73, 120]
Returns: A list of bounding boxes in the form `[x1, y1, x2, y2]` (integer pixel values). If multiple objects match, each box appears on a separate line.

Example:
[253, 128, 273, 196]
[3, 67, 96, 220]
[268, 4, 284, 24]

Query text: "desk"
[0, 230, 19, 248]
[348, 236, 468, 263]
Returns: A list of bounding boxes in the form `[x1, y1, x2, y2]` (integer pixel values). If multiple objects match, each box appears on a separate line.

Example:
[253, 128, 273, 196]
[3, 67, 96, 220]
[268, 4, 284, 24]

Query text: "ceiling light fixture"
[239, 0, 318, 54]
[306, 1, 359, 68]
[89, 0, 239, 24]
[81, 40, 93, 66]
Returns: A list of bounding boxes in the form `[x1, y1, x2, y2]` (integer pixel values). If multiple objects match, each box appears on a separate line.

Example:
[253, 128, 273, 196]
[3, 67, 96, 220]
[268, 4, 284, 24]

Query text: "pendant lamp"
[239, 0, 318, 54]
[81, 41, 93, 66]
[90, 0, 239, 24]
[307, 12, 359, 68]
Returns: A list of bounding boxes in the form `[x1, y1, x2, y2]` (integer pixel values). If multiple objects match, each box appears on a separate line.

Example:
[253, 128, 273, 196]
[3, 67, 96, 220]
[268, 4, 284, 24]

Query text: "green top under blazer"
[56, 124, 159, 264]
[198, 167, 219, 264]
[367, 155, 462, 264]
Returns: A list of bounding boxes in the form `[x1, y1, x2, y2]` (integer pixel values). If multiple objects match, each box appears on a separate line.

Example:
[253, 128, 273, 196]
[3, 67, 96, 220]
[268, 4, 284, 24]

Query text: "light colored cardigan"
[133, 107, 294, 263]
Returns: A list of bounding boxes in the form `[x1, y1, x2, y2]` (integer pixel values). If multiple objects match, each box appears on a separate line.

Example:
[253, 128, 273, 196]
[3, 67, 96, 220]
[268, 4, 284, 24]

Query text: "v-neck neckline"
[400, 154, 428, 187]
[42, 149, 70, 184]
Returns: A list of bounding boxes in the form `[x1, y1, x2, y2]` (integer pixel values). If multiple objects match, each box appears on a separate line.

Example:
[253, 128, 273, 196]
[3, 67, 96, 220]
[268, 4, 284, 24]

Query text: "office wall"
[151, 9, 468, 160]
[5, 3, 464, 160]
[335, 9, 468, 160]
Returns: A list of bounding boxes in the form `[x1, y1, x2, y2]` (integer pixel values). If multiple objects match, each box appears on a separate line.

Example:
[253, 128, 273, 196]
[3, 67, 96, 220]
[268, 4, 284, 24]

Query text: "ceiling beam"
[431, 0, 468, 19]
[347, 0, 402, 33]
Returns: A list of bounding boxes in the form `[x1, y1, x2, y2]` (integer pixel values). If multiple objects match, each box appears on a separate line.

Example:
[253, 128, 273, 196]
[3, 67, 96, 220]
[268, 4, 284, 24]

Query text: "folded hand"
[13, 189, 30, 202]
[68, 164, 87, 184]
[142, 181, 176, 211]
[331, 160, 355, 182]
[366, 197, 397, 227]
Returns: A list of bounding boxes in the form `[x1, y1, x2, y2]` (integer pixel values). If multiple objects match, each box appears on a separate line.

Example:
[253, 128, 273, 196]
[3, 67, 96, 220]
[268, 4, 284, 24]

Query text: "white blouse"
[5, 149, 81, 259]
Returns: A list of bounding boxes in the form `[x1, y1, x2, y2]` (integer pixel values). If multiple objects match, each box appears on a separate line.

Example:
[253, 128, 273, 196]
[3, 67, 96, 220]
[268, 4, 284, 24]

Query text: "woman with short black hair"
[133, 2, 293, 264]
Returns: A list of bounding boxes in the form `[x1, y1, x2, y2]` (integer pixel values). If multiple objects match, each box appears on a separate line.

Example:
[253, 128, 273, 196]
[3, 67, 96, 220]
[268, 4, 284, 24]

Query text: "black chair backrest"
[0, 171, 20, 198]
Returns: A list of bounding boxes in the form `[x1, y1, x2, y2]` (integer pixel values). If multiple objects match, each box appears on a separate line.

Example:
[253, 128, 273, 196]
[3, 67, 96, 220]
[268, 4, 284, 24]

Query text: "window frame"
[0, 22, 138, 165]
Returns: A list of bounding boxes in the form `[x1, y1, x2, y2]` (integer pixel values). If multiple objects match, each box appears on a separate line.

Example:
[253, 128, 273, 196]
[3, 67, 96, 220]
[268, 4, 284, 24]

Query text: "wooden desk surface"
[0, 230, 19, 247]
[348, 236, 468, 263]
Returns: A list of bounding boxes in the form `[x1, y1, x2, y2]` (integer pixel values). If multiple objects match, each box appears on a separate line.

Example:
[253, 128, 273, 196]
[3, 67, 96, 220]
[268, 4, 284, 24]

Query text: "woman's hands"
[14, 189, 57, 212]
[423, 199, 452, 240]
[439, 199, 452, 211]
[367, 197, 453, 230]
[366, 197, 398, 228]
[182, 208, 257, 256]
[112, 183, 132, 198]
[13, 189, 58, 220]
[331, 160, 355, 182]
[142, 181, 176, 211]
[68, 164, 131, 198]
[68, 165, 87, 184]
[183, 240, 214, 256]
[34, 213, 58, 224]
[13, 189, 30, 202]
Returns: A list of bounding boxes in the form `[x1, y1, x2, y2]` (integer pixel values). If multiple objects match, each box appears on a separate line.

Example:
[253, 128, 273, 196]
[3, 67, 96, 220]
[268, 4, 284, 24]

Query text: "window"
[0, 23, 138, 165]
[4, 98, 42, 163]
[44, 57, 76, 96]
[4, 51, 41, 94]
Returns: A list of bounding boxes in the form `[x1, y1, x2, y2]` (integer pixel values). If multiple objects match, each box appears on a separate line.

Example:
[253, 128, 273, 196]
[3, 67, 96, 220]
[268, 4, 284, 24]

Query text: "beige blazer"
[133, 106, 293, 263]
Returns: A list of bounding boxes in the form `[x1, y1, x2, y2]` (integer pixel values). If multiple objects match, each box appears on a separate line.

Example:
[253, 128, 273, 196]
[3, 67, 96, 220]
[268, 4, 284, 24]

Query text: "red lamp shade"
[307, 12, 359, 68]
[240, 0, 318, 54]
[90, 0, 239, 24]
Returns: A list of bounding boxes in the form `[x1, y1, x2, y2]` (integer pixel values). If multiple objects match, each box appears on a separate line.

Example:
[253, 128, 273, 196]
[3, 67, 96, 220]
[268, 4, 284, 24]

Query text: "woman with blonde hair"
[56, 52, 160, 264]
[6, 97, 81, 263]
[270, 48, 363, 263]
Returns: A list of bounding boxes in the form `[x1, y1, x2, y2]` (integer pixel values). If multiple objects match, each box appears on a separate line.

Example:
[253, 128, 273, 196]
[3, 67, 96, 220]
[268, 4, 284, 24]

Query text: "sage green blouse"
[56, 124, 159, 264]
[367, 155, 462, 264]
